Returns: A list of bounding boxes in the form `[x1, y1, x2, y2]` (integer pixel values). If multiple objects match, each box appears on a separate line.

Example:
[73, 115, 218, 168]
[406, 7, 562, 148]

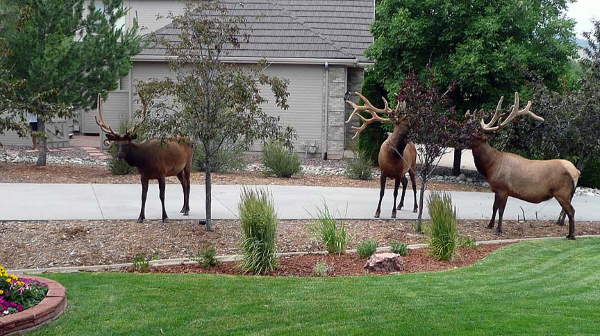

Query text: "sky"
[567, 0, 600, 38]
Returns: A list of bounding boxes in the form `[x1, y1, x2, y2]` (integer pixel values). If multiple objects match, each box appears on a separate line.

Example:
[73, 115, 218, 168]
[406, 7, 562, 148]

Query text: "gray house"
[3, 0, 375, 159]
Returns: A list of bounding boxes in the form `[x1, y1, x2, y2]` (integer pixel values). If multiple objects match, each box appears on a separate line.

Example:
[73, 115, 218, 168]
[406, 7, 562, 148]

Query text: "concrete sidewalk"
[1, 183, 598, 221]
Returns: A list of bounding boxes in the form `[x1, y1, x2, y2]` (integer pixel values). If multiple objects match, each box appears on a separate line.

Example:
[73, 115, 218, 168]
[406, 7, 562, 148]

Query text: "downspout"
[323, 61, 329, 160]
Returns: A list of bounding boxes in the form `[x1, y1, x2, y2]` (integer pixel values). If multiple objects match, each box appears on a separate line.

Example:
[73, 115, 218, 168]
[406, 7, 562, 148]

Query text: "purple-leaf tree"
[397, 73, 460, 232]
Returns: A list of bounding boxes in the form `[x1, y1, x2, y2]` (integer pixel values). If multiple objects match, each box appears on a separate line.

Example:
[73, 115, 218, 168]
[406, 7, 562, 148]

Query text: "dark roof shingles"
[141, 0, 373, 61]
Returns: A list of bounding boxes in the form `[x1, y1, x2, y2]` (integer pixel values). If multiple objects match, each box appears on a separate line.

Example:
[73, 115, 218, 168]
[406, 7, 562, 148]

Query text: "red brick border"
[0, 276, 67, 336]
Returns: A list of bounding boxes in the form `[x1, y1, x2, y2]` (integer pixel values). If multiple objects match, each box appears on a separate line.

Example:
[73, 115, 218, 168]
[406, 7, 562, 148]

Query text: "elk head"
[95, 94, 146, 159]
[345, 92, 409, 139]
[462, 92, 544, 148]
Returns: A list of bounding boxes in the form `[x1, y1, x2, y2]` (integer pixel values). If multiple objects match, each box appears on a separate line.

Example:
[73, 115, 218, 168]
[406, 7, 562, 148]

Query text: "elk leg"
[409, 169, 418, 213]
[158, 176, 168, 223]
[392, 179, 400, 218]
[177, 172, 189, 216]
[495, 194, 508, 235]
[184, 165, 191, 215]
[138, 177, 149, 223]
[556, 196, 576, 240]
[556, 210, 566, 226]
[488, 193, 500, 229]
[397, 176, 408, 210]
[375, 174, 386, 218]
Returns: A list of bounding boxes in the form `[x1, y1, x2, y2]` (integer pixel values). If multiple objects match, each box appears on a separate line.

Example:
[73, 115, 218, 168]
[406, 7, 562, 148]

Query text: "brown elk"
[95, 95, 193, 223]
[466, 93, 580, 239]
[346, 92, 418, 218]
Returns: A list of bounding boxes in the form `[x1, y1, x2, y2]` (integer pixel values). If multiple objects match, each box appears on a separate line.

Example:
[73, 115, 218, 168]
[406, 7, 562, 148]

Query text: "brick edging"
[0, 276, 67, 336]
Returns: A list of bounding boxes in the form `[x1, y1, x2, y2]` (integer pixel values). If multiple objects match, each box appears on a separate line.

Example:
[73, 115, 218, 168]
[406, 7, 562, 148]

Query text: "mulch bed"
[3, 219, 599, 270]
[0, 162, 488, 192]
[129, 244, 508, 277]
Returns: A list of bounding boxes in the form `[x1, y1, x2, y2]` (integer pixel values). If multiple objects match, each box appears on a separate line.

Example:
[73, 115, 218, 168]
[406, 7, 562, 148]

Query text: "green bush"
[132, 254, 150, 273]
[191, 247, 219, 268]
[356, 70, 389, 165]
[313, 262, 329, 277]
[357, 239, 377, 258]
[580, 157, 600, 188]
[345, 149, 374, 180]
[426, 192, 459, 261]
[311, 204, 349, 254]
[108, 119, 138, 175]
[261, 141, 301, 178]
[390, 241, 408, 256]
[458, 236, 477, 249]
[239, 188, 278, 274]
[194, 140, 247, 173]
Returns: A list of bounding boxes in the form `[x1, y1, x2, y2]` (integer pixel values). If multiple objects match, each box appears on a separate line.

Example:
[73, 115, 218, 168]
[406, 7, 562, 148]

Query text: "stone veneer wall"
[344, 68, 364, 151]
[325, 66, 347, 159]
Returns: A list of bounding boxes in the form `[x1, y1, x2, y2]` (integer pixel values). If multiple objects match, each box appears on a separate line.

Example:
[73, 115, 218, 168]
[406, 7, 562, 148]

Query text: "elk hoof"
[412, 207, 418, 213]
[397, 204, 403, 210]
[391, 212, 397, 219]
[494, 229, 503, 236]
[137, 218, 144, 223]
[198, 219, 206, 225]
[183, 212, 189, 216]
[487, 223, 494, 229]
[556, 221, 566, 226]
[374, 211, 380, 218]
[566, 234, 576, 240]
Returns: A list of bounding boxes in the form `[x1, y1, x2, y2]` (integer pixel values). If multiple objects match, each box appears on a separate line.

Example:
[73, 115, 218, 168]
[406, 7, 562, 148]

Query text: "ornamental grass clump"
[261, 141, 301, 178]
[311, 204, 349, 254]
[427, 192, 459, 261]
[239, 188, 278, 274]
[390, 241, 408, 256]
[192, 247, 219, 268]
[345, 149, 374, 180]
[0, 265, 47, 316]
[357, 239, 378, 258]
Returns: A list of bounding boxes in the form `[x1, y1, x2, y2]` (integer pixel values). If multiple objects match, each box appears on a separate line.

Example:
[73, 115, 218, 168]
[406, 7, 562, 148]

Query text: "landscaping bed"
[3, 219, 599, 270]
[129, 244, 508, 277]
[0, 162, 488, 191]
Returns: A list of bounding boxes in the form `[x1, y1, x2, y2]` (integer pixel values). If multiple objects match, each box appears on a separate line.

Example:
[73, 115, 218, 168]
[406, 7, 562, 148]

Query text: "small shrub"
[357, 239, 377, 258]
[390, 241, 408, 256]
[313, 261, 329, 277]
[345, 149, 374, 180]
[194, 140, 247, 173]
[261, 141, 301, 178]
[108, 119, 138, 175]
[311, 204, 349, 254]
[239, 188, 278, 274]
[192, 247, 219, 268]
[580, 157, 600, 188]
[427, 192, 459, 261]
[132, 254, 150, 272]
[458, 235, 477, 248]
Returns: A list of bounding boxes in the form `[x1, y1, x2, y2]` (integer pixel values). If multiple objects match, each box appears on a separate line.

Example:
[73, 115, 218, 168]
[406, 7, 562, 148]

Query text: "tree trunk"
[205, 166, 213, 231]
[416, 180, 427, 233]
[36, 119, 47, 166]
[452, 149, 462, 176]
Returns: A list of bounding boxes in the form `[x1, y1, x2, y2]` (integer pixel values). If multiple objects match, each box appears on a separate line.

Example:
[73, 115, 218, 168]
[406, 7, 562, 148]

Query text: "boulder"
[364, 253, 404, 272]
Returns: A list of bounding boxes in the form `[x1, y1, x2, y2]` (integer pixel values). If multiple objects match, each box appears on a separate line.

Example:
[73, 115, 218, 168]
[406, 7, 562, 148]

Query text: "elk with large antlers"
[96, 94, 193, 223]
[466, 93, 580, 239]
[346, 92, 418, 218]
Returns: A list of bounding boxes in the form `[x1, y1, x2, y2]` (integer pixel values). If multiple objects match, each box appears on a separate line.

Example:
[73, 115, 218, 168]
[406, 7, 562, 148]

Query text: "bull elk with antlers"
[95, 95, 193, 223]
[466, 93, 580, 239]
[346, 92, 418, 218]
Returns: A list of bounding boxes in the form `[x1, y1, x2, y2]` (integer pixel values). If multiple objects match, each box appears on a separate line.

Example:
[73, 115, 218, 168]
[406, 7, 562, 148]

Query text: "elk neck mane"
[386, 124, 409, 158]
[470, 140, 502, 179]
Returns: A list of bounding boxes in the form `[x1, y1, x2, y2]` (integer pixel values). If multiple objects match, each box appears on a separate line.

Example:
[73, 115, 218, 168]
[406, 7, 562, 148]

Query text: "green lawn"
[31, 238, 600, 335]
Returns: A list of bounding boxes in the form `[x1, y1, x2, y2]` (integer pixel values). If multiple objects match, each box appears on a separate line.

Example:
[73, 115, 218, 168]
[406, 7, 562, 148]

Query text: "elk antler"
[95, 94, 118, 135]
[481, 93, 543, 132]
[345, 92, 400, 139]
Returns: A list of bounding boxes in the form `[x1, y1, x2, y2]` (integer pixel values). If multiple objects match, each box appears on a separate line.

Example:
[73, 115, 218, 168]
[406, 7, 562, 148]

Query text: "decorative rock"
[364, 253, 404, 272]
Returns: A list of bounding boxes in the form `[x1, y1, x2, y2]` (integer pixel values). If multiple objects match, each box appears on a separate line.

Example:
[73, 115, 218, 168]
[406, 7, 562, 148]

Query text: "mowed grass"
[31, 238, 600, 335]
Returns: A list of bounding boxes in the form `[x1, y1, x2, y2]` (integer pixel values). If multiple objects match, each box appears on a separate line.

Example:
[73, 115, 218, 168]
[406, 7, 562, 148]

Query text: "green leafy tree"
[0, 38, 26, 137]
[0, 0, 141, 165]
[366, 0, 578, 174]
[139, 1, 294, 231]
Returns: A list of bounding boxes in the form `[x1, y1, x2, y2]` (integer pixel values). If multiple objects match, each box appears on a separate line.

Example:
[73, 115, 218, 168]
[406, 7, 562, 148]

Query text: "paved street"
[1, 183, 598, 221]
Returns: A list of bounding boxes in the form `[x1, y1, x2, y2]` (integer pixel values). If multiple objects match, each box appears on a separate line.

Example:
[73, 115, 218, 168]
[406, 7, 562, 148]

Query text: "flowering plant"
[0, 265, 47, 316]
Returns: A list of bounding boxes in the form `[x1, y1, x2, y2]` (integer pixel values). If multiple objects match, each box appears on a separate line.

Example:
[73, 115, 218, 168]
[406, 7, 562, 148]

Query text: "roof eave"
[132, 55, 374, 67]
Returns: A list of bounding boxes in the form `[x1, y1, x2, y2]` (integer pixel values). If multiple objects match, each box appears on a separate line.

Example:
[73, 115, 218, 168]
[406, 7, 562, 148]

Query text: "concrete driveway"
[1, 183, 598, 222]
